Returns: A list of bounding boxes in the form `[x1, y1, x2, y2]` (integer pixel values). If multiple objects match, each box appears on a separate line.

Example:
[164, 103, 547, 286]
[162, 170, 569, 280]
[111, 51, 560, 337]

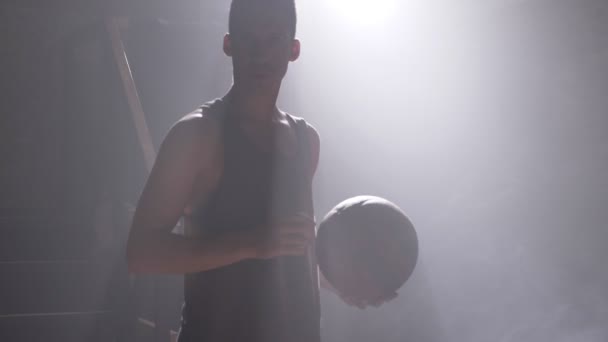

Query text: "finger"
[370, 292, 398, 307]
[281, 234, 314, 247]
[370, 299, 383, 308]
[281, 227, 315, 238]
[279, 227, 316, 240]
[279, 244, 308, 256]
[279, 214, 316, 226]
[267, 231, 313, 247]
[270, 222, 314, 237]
[341, 295, 367, 309]
[385, 291, 398, 301]
[286, 234, 315, 247]
[293, 212, 316, 223]
[352, 300, 367, 309]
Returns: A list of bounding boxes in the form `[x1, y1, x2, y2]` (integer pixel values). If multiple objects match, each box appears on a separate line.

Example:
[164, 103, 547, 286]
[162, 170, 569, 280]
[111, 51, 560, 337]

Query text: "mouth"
[248, 65, 274, 78]
[251, 70, 272, 79]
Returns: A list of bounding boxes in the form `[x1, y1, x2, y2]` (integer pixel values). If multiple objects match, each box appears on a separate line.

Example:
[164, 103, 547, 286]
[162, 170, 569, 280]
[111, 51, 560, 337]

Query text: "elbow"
[126, 247, 141, 274]
[125, 225, 158, 274]
[125, 240, 148, 274]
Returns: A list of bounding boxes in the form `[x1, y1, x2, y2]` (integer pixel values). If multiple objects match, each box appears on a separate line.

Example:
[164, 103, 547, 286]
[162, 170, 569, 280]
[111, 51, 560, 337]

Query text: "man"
[126, 0, 322, 340]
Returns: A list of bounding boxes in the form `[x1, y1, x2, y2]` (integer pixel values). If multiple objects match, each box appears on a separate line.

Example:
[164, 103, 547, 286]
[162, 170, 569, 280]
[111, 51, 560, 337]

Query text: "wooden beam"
[105, 17, 156, 172]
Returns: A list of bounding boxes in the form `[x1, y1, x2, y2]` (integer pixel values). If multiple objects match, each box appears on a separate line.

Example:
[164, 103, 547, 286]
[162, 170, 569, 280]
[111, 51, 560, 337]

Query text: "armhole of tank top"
[289, 115, 313, 182]
[198, 102, 227, 211]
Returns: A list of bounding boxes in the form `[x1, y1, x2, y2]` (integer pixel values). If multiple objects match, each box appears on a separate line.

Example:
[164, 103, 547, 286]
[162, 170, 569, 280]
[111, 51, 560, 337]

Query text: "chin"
[247, 76, 280, 89]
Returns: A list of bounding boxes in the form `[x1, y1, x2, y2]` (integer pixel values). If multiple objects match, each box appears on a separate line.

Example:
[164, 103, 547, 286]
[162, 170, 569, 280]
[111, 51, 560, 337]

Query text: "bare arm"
[126, 114, 254, 274]
[126, 114, 315, 274]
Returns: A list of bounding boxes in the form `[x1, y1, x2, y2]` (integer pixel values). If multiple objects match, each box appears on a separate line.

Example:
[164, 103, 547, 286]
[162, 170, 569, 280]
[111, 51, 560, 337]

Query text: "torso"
[178, 99, 320, 342]
[182, 106, 301, 227]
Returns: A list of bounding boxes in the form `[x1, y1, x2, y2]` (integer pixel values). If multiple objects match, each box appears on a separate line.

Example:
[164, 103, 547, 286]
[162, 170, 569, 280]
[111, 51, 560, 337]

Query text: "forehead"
[232, 2, 292, 36]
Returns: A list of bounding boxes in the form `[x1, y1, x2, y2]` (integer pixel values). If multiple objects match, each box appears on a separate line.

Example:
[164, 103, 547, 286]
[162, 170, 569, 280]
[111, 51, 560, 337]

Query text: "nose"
[249, 40, 273, 64]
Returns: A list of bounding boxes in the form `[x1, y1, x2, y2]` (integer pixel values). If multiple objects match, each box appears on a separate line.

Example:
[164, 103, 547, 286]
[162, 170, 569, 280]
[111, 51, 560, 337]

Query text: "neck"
[225, 82, 281, 123]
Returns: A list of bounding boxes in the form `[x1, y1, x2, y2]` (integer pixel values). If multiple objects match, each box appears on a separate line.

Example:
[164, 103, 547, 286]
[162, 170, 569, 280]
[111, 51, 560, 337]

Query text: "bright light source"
[324, 0, 398, 26]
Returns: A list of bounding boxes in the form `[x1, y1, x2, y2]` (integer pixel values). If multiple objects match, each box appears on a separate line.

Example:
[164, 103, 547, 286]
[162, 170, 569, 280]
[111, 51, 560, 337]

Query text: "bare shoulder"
[156, 107, 223, 176]
[285, 112, 320, 148]
[129, 106, 223, 239]
[304, 121, 320, 152]
[171, 108, 221, 145]
[287, 115, 320, 176]
[167, 108, 221, 151]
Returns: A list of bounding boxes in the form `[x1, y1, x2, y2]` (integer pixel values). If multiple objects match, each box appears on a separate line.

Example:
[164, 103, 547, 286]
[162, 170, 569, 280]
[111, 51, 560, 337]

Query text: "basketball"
[316, 196, 418, 303]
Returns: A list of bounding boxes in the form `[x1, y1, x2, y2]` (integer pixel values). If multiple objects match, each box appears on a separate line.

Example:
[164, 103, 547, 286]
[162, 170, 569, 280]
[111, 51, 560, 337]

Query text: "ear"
[223, 33, 232, 57]
[290, 39, 301, 62]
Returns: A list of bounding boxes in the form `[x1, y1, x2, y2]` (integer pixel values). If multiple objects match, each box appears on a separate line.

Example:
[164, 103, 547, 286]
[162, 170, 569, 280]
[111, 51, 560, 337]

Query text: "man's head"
[223, 0, 300, 90]
[229, 0, 297, 39]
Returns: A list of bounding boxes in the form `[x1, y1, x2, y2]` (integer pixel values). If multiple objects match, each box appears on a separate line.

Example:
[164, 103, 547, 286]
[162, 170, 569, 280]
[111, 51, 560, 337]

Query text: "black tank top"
[178, 99, 321, 342]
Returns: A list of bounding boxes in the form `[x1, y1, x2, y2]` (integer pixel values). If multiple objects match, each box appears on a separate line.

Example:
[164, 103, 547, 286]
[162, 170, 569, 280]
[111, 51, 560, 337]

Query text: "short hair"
[229, 0, 297, 39]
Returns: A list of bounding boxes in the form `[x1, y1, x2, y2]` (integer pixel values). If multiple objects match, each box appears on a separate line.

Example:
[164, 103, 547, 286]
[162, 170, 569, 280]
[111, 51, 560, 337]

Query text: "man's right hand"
[251, 213, 316, 259]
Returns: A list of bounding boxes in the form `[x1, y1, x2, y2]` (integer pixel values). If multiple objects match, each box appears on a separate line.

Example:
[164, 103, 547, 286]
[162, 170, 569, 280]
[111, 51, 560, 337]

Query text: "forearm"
[126, 230, 255, 274]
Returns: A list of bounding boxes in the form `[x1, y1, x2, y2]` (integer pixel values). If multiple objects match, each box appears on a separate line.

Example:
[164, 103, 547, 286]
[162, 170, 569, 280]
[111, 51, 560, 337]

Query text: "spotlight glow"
[324, 0, 398, 26]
